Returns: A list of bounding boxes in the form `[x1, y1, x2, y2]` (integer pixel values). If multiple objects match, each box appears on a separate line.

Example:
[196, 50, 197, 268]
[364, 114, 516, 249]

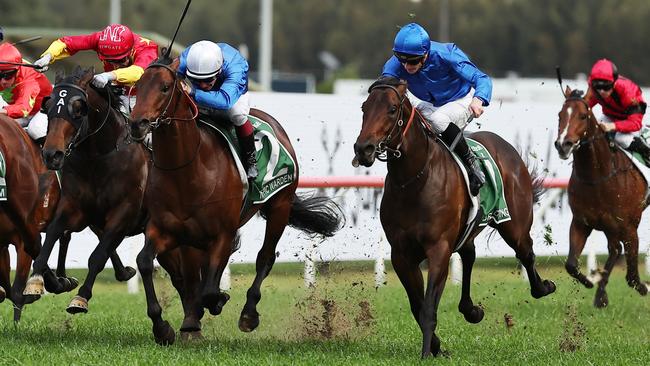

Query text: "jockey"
[33, 24, 158, 113]
[382, 23, 493, 196]
[177, 40, 258, 180]
[586, 58, 649, 160]
[0, 43, 52, 143]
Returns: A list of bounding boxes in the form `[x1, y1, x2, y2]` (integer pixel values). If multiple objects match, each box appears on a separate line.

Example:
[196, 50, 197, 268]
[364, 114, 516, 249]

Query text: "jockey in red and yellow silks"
[34, 24, 158, 113]
[0, 43, 52, 142]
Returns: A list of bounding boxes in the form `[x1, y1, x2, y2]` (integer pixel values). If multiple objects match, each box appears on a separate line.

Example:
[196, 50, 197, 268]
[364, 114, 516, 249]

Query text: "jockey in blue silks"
[178, 40, 257, 180]
[382, 23, 493, 196]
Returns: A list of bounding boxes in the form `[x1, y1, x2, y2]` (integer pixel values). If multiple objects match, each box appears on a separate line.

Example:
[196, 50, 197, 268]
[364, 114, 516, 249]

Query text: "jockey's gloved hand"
[91, 72, 116, 88]
[180, 78, 195, 96]
[33, 53, 52, 72]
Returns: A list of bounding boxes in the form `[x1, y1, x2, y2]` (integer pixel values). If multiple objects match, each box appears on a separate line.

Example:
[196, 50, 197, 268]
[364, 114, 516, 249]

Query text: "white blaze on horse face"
[558, 106, 573, 144]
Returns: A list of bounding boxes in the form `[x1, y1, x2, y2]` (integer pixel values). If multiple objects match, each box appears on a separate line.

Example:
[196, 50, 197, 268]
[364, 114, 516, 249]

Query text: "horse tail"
[264, 192, 345, 237]
[521, 151, 546, 204]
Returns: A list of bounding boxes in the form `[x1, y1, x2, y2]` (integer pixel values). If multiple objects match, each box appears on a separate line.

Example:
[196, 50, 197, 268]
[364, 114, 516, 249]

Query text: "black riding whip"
[12, 35, 42, 46]
[555, 65, 564, 92]
[163, 0, 192, 59]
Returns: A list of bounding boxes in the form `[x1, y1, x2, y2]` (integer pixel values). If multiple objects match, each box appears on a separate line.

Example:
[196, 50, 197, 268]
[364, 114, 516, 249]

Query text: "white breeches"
[596, 114, 638, 148]
[227, 92, 251, 127]
[414, 89, 475, 133]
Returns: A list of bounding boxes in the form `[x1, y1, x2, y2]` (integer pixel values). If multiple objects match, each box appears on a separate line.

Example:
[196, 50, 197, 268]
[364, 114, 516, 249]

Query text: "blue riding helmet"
[392, 23, 430, 56]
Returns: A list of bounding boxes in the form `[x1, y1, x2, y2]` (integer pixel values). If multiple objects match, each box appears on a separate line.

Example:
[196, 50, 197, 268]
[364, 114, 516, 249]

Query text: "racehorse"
[353, 77, 556, 357]
[129, 57, 344, 345]
[24, 66, 149, 313]
[555, 86, 649, 307]
[0, 114, 60, 321]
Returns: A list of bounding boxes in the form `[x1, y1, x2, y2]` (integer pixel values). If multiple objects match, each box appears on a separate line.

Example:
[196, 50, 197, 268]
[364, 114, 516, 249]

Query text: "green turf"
[0, 257, 649, 365]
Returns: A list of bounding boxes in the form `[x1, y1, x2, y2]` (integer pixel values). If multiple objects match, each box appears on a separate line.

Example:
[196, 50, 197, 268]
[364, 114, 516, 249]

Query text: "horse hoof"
[180, 330, 204, 342]
[23, 294, 41, 305]
[594, 294, 608, 308]
[115, 267, 137, 282]
[153, 320, 176, 346]
[59, 277, 79, 293]
[238, 312, 260, 332]
[0, 286, 5, 303]
[66, 295, 89, 314]
[203, 292, 230, 315]
[544, 280, 557, 295]
[180, 319, 201, 333]
[463, 306, 484, 324]
[23, 275, 45, 295]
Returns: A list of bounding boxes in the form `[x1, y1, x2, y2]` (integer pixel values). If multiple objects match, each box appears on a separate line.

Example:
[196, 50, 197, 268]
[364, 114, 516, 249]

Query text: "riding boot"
[440, 123, 485, 196]
[628, 136, 650, 164]
[235, 122, 258, 180]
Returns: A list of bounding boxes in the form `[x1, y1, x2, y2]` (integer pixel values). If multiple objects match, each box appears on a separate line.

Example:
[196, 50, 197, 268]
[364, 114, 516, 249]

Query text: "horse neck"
[151, 91, 201, 168]
[386, 107, 437, 187]
[76, 93, 124, 156]
[572, 121, 616, 180]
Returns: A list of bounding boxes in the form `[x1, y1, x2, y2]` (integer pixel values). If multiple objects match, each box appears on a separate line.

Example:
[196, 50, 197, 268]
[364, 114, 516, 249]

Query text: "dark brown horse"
[0, 114, 60, 321]
[24, 67, 148, 313]
[554, 86, 649, 307]
[130, 57, 343, 345]
[353, 77, 556, 357]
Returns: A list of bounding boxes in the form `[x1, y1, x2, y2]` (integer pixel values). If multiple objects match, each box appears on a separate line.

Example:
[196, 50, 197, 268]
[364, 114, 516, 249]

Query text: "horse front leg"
[594, 233, 622, 308]
[0, 246, 9, 304]
[421, 243, 452, 358]
[53, 231, 79, 293]
[201, 234, 234, 317]
[391, 245, 425, 328]
[456, 241, 484, 324]
[622, 229, 648, 296]
[12, 242, 39, 322]
[138, 231, 176, 345]
[566, 218, 594, 288]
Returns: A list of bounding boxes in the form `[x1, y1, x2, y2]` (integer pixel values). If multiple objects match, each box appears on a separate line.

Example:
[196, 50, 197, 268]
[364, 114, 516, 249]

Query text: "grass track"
[0, 256, 649, 365]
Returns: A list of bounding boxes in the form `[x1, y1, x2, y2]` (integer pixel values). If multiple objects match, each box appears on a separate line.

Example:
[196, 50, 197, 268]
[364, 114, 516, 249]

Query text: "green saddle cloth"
[630, 128, 650, 167]
[200, 115, 297, 205]
[466, 139, 511, 226]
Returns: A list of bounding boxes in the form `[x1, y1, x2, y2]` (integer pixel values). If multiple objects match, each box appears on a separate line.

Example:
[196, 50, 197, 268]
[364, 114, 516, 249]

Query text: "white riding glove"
[91, 72, 116, 88]
[33, 53, 52, 72]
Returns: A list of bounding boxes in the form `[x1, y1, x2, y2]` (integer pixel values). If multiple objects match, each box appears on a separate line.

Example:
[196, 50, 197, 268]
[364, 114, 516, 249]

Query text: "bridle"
[561, 96, 606, 150]
[143, 63, 198, 129]
[139, 62, 201, 171]
[49, 83, 114, 156]
[367, 83, 417, 161]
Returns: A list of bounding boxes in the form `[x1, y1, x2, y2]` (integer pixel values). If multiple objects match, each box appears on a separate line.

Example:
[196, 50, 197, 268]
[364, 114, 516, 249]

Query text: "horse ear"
[78, 67, 94, 88]
[54, 69, 65, 84]
[563, 85, 572, 98]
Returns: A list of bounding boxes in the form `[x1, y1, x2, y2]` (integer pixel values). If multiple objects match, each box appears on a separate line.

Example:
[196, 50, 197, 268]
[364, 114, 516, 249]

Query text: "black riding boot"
[440, 123, 485, 196]
[628, 137, 650, 163]
[237, 131, 258, 180]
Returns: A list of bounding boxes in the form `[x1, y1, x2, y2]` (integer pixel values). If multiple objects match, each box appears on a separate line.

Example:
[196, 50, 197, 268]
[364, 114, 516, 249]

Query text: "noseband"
[368, 84, 416, 161]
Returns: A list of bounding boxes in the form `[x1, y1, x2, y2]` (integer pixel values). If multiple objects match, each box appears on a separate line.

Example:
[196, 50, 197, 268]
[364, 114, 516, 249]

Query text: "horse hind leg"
[201, 234, 234, 317]
[497, 221, 556, 298]
[239, 201, 292, 332]
[110, 250, 137, 282]
[12, 242, 41, 322]
[456, 241, 484, 324]
[594, 234, 623, 308]
[622, 230, 648, 296]
[566, 219, 595, 288]
[0, 246, 10, 304]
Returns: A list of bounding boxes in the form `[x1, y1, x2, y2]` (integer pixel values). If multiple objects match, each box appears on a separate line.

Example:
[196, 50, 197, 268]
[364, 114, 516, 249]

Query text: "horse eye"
[580, 114, 588, 120]
[389, 106, 397, 114]
[161, 84, 170, 92]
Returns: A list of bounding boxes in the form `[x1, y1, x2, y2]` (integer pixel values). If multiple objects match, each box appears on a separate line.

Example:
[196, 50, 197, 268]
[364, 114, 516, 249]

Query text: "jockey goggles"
[187, 73, 218, 84]
[592, 80, 613, 91]
[105, 55, 130, 65]
[0, 69, 18, 80]
[394, 52, 425, 65]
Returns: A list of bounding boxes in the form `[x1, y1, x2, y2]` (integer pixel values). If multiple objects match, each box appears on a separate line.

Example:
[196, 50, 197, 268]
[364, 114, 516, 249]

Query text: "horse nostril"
[363, 144, 375, 157]
[562, 141, 573, 149]
[554, 140, 561, 150]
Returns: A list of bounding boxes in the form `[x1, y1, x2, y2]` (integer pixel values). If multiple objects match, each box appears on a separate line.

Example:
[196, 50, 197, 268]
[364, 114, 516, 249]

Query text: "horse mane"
[89, 85, 123, 110]
[368, 76, 406, 93]
[569, 89, 585, 99]
[152, 55, 174, 66]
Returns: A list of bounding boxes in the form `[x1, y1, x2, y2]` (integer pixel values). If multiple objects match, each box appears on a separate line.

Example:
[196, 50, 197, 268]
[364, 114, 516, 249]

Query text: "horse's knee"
[137, 251, 154, 274]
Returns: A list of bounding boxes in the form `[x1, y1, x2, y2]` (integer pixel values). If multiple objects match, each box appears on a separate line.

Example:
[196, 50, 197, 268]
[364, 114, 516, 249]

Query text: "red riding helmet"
[589, 58, 619, 83]
[0, 43, 22, 71]
[97, 24, 135, 61]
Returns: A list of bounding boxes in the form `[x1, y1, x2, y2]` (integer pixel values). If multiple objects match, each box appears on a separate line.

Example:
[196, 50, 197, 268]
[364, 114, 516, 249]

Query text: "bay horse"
[0, 114, 61, 321]
[353, 77, 556, 357]
[554, 86, 649, 307]
[130, 57, 344, 345]
[24, 66, 150, 314]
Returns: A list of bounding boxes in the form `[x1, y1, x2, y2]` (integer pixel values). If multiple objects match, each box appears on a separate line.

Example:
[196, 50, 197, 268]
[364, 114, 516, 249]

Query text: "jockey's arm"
[2, 79, 39, 118]
[194, 74, 246, 111]
[41, 33, 99, 62]
[445, 44, 492, 107]
[112, 65, 145, 86]
[613, 112, 644, 133]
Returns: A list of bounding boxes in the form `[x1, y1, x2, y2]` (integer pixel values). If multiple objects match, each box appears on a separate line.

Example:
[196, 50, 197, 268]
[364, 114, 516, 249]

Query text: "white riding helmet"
[186, 40, 223, 79]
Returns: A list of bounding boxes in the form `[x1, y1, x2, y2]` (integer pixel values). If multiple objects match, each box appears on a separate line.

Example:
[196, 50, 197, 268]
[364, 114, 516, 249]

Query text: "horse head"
[353, 77, 412, 167]
[130, 57, 193, 141]
[554, 86, 600, 160]
[41, 66, 93, 169]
